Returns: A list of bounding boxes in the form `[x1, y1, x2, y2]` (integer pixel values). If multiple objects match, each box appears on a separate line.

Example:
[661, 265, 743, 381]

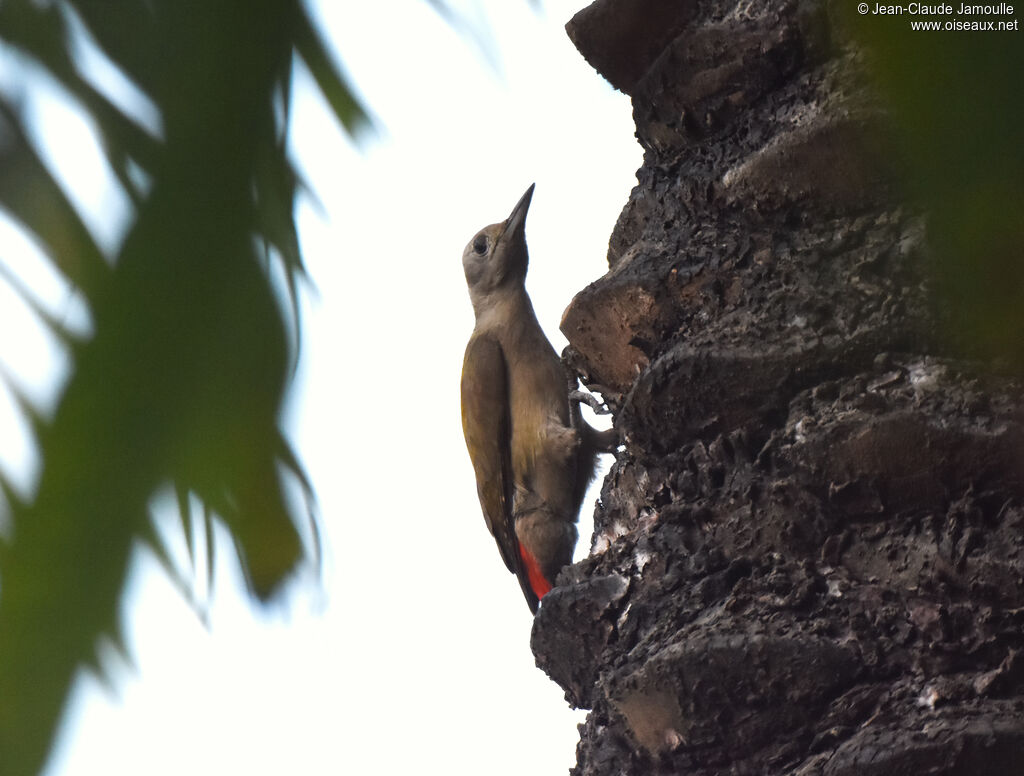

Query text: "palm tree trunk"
[536, 1, 1024, 773]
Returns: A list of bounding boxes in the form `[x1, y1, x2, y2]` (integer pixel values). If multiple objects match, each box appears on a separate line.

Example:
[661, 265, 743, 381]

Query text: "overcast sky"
[1, 2, 642, 773]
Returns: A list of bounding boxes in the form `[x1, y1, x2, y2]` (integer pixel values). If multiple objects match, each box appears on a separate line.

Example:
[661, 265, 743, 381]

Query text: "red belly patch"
[519, 543, 552, 600]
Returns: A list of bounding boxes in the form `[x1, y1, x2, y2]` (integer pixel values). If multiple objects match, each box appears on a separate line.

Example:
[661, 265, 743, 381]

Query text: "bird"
[460, 184, 612, 613]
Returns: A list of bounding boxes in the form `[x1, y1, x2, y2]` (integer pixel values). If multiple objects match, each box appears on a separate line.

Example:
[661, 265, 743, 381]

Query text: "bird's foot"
[569, 390, 611, 415]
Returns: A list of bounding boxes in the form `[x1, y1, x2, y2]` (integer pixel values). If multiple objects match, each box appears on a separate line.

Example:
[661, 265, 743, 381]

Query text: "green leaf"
[0, 97, 109, 298]
[0, 2, 334, 771]
[292, 4, 372, 137]
[850, 11, 1024, 364]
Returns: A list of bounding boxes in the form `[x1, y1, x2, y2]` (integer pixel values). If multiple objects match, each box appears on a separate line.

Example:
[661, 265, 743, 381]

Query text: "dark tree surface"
[535, 0, 1024, 774]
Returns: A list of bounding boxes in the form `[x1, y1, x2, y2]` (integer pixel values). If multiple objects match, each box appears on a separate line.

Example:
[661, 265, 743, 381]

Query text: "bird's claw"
[569, 390, 611, 415]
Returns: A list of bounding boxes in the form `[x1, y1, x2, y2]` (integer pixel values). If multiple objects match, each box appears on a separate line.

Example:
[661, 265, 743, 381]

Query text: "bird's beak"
[504, 183, 535, 238]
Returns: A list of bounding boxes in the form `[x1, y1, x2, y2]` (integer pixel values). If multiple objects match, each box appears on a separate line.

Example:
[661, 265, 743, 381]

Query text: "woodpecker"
[461, 184, 610, 613]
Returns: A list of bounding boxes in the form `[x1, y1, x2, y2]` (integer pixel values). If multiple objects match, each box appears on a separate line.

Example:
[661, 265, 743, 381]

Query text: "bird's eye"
[473, 235, 488, 255]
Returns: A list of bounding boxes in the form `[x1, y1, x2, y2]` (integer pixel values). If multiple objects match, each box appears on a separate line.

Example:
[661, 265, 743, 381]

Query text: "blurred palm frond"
[0, 1, 367, 772]
[850, 12, 1024, 363]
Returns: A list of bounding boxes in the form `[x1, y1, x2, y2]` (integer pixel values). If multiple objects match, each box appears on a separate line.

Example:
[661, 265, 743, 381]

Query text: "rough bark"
[533, 1, 1024, 774]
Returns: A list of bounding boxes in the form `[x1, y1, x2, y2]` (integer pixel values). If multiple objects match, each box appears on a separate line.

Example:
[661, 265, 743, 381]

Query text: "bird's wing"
[461, 334, 517, 571]
[461, 334, 539, 613]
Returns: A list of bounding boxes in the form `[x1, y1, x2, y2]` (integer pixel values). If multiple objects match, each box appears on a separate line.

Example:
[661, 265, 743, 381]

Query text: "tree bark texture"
[533, 1, 1024, 774]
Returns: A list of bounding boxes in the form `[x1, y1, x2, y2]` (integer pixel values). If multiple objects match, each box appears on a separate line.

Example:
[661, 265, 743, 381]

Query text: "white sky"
[0, 2, 641, 774]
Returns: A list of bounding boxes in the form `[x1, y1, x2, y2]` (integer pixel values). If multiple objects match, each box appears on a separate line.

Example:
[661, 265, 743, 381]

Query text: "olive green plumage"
[460, 185, 599, 613]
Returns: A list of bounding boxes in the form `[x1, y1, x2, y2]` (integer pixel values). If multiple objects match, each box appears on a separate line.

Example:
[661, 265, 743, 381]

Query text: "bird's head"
[463, 184, 535, 307]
